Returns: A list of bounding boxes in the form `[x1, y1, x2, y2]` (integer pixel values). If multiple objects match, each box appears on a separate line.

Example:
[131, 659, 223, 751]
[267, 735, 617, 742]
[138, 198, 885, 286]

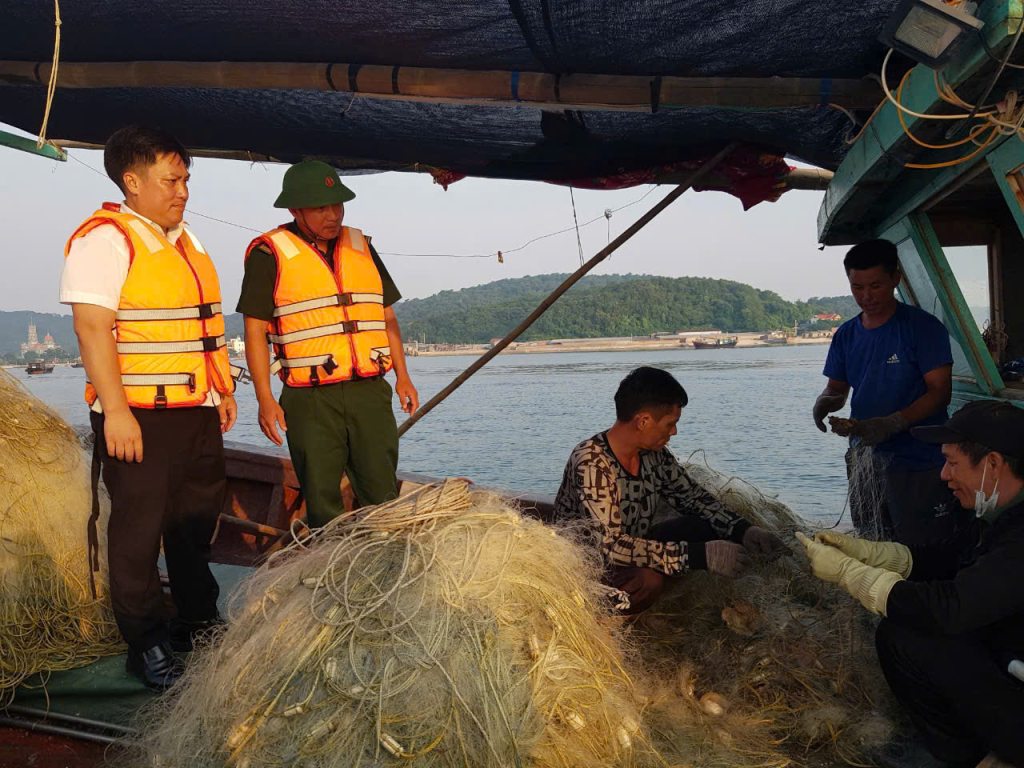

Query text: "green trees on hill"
[393, 274, 857, 344]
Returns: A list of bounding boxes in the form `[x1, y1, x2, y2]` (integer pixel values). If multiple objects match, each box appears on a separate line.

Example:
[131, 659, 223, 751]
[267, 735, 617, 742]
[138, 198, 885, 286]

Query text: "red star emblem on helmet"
[325, 176, 336, 187]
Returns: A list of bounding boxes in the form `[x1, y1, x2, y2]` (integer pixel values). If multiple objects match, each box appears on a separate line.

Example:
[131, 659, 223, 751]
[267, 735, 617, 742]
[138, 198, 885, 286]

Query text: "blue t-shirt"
[823, 303, 952, 468]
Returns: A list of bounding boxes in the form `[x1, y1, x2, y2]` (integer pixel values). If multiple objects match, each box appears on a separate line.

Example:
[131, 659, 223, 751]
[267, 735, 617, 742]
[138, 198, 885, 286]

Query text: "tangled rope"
[0, 368, 122, 706]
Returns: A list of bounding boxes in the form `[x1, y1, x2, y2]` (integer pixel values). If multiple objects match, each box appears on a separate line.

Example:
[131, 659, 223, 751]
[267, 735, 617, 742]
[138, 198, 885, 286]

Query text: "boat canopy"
[0, 0, 899, 187]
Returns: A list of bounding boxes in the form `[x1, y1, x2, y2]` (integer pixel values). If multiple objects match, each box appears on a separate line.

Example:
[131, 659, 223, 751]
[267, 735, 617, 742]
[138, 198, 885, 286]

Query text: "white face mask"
[974, 461, 1001, 518]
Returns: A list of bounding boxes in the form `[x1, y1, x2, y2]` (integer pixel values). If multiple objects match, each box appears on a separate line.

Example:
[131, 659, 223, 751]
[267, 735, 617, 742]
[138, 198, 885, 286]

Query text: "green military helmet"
[273, 159, 356, 209]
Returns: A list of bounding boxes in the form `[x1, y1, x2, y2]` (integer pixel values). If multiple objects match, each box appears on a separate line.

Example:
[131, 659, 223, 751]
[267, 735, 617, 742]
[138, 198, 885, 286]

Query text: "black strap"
[553, 73, 561, 103]
[323, 357, 338, 375]
[650, 76, 662, 113]
[391, 65, 401, 95]
[154, 385, 168, 409]
[87, 431, 102, 600]
[348, 63, 362, 93]
[309, 367, 320, 386]
[325, 62, 337, 91]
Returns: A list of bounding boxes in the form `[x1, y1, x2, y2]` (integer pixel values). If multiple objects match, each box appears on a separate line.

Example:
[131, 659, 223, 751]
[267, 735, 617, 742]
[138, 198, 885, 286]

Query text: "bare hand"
[395, 376, 419, 414]
[813, 394, 846, 432]
[104, 409, 143, 463]
[258, 398, 288, 446]
[217, 394, 237, 434]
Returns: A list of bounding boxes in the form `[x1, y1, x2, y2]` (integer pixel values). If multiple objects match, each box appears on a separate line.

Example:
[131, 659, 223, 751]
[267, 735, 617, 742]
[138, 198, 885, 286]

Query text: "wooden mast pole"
[0, 60, 881, 112]
[396, 142, 738, 438]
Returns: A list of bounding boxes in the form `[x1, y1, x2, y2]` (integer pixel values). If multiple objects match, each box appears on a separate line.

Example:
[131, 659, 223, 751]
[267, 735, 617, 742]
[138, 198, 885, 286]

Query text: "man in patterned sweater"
[554, 367, 787, 613]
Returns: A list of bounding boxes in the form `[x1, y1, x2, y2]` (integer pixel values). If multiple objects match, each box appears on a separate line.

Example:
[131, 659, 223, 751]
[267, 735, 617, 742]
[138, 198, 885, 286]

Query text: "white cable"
[880, 48, 995, 120]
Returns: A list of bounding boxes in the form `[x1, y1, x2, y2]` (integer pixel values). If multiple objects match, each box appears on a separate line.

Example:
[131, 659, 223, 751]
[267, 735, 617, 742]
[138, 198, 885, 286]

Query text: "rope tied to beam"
[36, 0, 61, 150]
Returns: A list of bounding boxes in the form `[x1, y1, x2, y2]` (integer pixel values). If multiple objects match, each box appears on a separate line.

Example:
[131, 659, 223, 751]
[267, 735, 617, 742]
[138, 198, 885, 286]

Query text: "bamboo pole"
[396, 142, 738, 438]
[0, 60, 882, 111]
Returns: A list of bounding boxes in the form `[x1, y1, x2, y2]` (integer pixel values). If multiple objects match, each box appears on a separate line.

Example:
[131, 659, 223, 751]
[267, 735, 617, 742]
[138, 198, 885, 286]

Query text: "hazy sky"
[0, 122, 989, 314]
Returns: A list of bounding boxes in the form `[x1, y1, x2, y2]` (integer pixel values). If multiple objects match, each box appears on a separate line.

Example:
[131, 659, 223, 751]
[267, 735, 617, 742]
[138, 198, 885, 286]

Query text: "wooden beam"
[0, 60, 882, 112]
[0, 128, 65, 161]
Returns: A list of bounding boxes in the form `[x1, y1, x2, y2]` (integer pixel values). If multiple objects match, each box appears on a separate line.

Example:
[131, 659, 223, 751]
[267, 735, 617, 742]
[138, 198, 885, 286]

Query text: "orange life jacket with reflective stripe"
[65, 204, 237, 408]
[245, 225, 392, 387]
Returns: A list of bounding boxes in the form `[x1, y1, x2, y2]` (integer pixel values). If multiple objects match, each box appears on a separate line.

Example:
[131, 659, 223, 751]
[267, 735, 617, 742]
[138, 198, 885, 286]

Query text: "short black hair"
[955, 440, 1023, 480]
[103, 124, 191, 194]
[614, 367, 688, 422]
[843, 239, 900, 275]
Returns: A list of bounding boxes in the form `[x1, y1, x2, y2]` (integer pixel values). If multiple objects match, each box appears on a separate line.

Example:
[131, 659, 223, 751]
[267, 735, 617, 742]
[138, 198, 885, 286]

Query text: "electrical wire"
[66, 151, 661, 261]
[947, 12, 1024, 138]
[880, 48, 995, 120]
[569, 187, 585, 267]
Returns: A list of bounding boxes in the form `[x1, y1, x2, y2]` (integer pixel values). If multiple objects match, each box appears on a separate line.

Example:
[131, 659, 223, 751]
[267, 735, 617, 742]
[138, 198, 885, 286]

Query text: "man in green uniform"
[238, 160, 418, 526]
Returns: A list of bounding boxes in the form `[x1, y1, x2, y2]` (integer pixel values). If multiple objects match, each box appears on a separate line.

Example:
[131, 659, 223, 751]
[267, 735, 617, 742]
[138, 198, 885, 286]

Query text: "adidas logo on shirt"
[886, 353, 900, 364]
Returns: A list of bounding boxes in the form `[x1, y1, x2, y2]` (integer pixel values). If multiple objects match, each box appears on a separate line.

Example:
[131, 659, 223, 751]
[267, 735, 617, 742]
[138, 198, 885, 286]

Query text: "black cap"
[911, 400, 1024, 458]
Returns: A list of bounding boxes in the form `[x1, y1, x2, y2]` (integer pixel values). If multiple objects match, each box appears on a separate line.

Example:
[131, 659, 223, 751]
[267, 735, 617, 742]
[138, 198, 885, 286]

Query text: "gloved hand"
[795, 532, 903, 615]
[848, 413, 908, 446]
[813, 531, 913, 577]
[813, 394, 847, 433]
[704, 540, 751, 578]
[742, 526, 791, 558]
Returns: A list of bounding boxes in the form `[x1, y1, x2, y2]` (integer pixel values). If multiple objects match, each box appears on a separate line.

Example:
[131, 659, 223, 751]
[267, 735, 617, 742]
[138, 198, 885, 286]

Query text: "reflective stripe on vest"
[271, 293, 383, 318]
[267, 321, 385, 346]
[89, 373, 197, 388]
[115, 302, 223, 321]
[116, 335, 227, 354]
[246, 225, 393, 387]
[66, 206, 236, 408]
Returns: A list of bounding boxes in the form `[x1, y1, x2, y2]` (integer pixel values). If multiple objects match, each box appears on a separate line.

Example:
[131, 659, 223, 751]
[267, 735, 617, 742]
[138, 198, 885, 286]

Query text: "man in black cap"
[796, 400, 1024, 767]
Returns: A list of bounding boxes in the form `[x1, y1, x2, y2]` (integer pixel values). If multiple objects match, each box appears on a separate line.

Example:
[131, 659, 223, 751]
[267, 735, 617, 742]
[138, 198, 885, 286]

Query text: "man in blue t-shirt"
[812, 239, 964, 545]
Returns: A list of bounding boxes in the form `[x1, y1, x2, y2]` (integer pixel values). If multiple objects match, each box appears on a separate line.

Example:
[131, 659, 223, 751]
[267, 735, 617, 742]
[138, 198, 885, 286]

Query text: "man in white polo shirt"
[60, 125, 237, 691]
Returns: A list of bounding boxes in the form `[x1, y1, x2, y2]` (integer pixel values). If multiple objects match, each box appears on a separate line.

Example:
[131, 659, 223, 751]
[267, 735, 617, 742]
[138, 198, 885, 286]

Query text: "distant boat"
[759, 333, 789, 346]
[693, 336, 738, 349]
[26, 362, 54, 374]
[72, 362, 85, 368]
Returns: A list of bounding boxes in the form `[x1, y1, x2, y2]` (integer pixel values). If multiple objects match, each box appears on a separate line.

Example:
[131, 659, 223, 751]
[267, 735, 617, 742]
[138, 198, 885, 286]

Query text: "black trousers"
[609, 516, 719, 614]
[846, 449, 965, 546]
[876, 619, 1024, 766]
[91, 407, 225, 651]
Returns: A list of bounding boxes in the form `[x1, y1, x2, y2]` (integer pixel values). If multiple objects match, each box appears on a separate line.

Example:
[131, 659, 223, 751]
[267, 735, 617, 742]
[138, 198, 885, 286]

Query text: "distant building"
[229, 336, 246, 355]
[811, 313, 842, 323]
[20, 320, 60, 356]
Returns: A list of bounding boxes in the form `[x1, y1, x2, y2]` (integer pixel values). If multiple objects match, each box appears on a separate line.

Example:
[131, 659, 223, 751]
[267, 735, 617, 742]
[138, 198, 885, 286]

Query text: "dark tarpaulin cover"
[0, 1, 900, 179]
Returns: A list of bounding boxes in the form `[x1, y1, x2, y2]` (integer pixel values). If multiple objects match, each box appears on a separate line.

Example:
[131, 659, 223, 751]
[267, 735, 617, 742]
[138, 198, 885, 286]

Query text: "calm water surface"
[17, 345, 851, 525]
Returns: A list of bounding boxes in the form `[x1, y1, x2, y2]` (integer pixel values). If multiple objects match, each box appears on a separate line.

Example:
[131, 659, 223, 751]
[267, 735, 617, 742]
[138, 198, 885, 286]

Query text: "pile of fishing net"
[130, 468, 905, 767]
[132, 480, 654, 768]
[0, 368, 121, 704]
[637, 454, 904, 767]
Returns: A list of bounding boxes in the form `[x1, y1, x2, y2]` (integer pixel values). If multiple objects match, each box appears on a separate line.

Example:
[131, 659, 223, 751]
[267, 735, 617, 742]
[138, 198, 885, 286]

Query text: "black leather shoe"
[169, 615, 226, 653]
[126, 641, 184, 692]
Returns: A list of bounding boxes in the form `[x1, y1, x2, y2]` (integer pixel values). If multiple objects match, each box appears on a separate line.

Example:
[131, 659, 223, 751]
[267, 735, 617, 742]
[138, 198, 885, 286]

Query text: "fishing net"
[128, 479, 656, 768]
[127, 465, 905, 768]
[637, 455, 904, 767]
[0, 368, 121, 704]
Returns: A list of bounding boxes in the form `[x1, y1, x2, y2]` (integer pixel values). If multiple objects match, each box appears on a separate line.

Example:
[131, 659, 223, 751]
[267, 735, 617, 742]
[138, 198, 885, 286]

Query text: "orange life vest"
[65, 204, 238, 408]
[246, 225, 393, 387]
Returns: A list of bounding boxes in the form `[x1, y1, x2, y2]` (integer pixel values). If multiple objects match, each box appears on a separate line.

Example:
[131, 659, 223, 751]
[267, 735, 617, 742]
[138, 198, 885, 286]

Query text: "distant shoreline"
[406, 333, 832, 358]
